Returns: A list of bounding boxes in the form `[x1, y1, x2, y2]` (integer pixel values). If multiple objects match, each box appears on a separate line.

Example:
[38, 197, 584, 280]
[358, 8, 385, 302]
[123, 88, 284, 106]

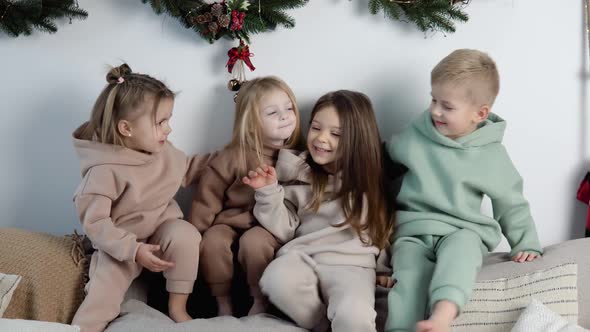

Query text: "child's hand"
[136, 243, 175, 272]
[242, 164, 277, 189]
[376, 275, 396, 288]
[511, 251, 539, 263]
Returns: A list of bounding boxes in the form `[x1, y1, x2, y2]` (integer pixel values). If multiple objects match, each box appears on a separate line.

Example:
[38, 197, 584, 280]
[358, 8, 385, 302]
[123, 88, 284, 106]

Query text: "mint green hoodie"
[387, 110, 542, 256]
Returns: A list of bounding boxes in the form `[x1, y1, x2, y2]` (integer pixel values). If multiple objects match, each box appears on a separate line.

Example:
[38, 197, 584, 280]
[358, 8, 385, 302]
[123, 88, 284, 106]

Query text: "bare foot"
[416, 300, 456, 332]
[217, 296, 233, 316]
[248, 296, 269, 316]
[416, 318, 451, 332]
[168, 293, 192, 323]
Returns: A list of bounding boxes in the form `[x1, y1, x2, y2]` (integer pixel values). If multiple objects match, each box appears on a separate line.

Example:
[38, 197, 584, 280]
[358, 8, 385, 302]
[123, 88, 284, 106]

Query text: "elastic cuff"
[166, 280, 195, 294]
[209, 281, 232, 297]
[429, 286, 466, 314]
[131, 242, 141, 263]
[255, 182, 280, 196]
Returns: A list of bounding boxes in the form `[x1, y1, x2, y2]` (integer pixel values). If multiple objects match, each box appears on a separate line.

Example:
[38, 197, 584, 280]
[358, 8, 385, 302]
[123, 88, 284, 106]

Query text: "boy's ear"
[474, 105, 490, 123]
[117, 119, 132, 137]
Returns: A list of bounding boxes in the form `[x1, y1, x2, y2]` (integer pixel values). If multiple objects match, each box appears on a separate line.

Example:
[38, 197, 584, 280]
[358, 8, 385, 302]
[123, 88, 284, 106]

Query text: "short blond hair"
[431, 49, 500, 107]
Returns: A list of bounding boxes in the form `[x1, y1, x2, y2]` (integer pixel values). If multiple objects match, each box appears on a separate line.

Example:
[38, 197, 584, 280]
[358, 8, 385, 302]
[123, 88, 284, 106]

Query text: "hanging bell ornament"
[227, 79, 242, 92]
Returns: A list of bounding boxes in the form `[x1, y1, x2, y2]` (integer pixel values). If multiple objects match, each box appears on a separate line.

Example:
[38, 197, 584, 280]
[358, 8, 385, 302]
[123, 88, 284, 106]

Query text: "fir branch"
[0, 0, 87, 37]
[368, 0, 383, 15]
[256, 0, 307, 10]
[371, 0, 468, 33]
[143, 0, 306, 44]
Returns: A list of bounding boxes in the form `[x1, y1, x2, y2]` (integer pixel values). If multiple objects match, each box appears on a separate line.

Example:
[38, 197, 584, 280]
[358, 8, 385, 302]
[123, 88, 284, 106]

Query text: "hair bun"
[106, 63, 132, 84]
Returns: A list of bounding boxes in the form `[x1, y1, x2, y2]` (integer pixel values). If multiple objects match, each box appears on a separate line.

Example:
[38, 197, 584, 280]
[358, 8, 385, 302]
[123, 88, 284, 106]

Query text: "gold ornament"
[227, 78, 242, 91]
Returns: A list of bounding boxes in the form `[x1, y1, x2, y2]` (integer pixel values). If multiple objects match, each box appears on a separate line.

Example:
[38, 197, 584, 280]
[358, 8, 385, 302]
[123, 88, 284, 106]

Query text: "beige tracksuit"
[189, 144, 281, 298]
[71, 123, 212, 332]
[254, 150, 381, 332]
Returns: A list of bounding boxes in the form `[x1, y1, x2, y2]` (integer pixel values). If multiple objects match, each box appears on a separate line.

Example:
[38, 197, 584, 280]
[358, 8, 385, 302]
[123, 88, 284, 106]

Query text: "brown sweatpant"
[72, 219, 201, 332]
[200, 224, 279, 297]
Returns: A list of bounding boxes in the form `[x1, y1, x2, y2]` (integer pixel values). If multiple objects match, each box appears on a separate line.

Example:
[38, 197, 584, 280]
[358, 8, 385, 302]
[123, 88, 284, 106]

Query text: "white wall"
[0, 0, 586, 252]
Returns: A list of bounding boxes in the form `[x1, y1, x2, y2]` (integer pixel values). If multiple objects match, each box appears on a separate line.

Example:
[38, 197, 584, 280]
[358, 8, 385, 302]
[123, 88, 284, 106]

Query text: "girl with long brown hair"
[242, 90, 392, 332]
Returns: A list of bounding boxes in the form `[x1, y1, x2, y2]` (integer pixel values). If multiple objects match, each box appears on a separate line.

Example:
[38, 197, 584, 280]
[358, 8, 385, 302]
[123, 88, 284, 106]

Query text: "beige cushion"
[452, 263, 578, 332]
[0, 273, 21, 317]
[477, 238, 590, 329]
[105, 299, 307, 332]
[374, 238, 590, 332]
[0, 228, 87, 324]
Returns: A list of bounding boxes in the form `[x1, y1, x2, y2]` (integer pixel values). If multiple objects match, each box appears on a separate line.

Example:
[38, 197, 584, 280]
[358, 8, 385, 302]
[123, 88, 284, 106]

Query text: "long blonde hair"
[306, 90, 392, 250]
[229, 76, 302, 175]
[79, 63, 174, 145]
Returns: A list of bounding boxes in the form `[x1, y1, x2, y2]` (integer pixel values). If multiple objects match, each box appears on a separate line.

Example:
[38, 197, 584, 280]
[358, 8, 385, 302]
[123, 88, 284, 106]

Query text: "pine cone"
[211, 3, 224, 17]
[195, 15, 207, 24]
[203, 12, 213, 22]
[218, 14, 230, 28]
[208, 22, 219, 34]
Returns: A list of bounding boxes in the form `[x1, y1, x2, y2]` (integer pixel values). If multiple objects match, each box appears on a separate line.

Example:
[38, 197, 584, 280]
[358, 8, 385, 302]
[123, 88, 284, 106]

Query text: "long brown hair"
[307, 90, 392, 249]
[229, 76, 302, 176]
[79, 63, 174, 146]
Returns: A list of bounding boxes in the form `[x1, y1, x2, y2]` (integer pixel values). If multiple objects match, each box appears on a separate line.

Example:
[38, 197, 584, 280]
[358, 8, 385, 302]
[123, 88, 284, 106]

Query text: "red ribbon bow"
[226, 44, 255, 73]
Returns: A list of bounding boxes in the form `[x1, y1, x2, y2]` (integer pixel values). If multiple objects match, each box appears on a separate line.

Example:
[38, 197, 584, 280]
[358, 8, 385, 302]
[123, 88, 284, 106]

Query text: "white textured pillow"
[452, 263, 578, 332]
[511, 299, 588, 332]
[0, 273, 21, 317]
[0, 318, 80, 332]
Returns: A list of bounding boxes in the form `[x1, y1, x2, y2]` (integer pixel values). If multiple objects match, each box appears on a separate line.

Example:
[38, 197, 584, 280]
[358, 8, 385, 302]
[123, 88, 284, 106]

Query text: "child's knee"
[259, 266, 287, 298]
[167, 221, 201, 250]
[239, 228, 275, 258]
[201, 225, 234, 252]
[260, 260, 305, 299]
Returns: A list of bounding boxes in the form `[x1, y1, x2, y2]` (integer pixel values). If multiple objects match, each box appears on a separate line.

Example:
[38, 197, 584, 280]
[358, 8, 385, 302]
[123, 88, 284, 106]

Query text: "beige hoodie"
[72, 123, 213, 262]
[253, 150, 380, 269]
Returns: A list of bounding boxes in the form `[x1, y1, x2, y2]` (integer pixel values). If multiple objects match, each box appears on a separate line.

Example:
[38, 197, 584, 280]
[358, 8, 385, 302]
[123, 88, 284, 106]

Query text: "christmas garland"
[144, 0, 469, 86]
[142, 0, 307, 45]
[369, 0, 469, 34]
[0, 0, 87, 37]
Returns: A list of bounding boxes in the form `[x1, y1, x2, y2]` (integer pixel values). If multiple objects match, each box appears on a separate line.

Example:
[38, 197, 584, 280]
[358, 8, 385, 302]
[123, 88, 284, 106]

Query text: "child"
[72, 64, 213, 332]
[189, 76, 302, 316]
[242, 90, 393, 332]
[385, 49, 543, 332]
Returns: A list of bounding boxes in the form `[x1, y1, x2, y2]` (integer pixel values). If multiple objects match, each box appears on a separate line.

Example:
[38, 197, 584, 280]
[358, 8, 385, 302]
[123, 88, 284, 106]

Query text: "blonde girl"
[189, 76, 302, 316]
[72, 64, 213, 332]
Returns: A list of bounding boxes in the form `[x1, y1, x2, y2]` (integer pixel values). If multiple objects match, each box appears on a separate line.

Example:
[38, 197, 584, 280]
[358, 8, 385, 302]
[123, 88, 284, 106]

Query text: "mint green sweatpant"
[385, 228, 487, 332]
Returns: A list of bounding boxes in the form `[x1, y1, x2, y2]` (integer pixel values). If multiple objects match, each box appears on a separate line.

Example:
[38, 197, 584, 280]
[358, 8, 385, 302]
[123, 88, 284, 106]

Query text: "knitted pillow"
[451, 263, 578, 332]
[511, 298, 588, 332]
[0, 273, 21, 317]
[0, 228, 87, 324]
